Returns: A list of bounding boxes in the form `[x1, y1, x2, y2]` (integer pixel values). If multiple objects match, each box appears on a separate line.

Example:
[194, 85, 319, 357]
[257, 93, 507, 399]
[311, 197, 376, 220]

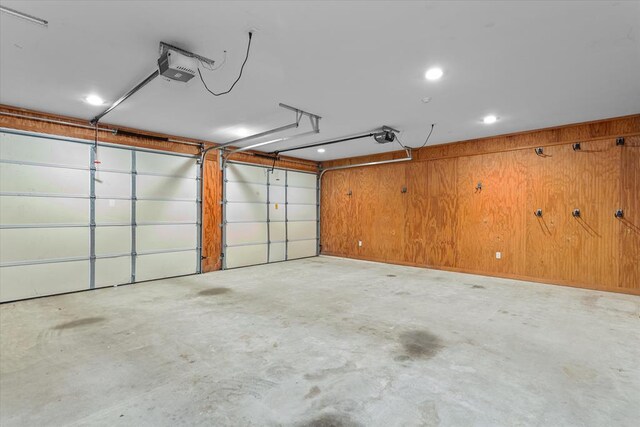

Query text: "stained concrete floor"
[1, 256, 639, 426]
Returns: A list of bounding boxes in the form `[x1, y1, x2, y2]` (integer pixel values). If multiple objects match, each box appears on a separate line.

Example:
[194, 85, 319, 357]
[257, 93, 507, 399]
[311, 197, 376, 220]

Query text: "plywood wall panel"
[524, 144, 575, 284]
[454, 151, 527, 276]
[567, 139, 620, 289]
[404, 159, 458, 267]
[618, 136, 640, 291]
[361, 164, 407, 263]
[320, 169, 352, 255]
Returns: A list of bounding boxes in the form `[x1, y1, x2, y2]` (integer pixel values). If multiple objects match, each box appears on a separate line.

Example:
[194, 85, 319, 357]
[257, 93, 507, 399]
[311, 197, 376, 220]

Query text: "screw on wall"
[535, 147, 544, 156]
[572, 208, 581, 218]
[572, 142, 581, 151]
[534, 209, 543, 217]
[616, 137, 625, 146]
[475, 182, 482, 192]
[614, 209, 624, 219]
[401, 186, 407, 194]
[346, 190, 352, 197]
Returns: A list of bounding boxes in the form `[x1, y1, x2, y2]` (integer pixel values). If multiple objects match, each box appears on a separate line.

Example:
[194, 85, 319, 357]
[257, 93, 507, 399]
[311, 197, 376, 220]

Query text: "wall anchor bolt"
[616, 137, 625, 146]
[572, 142, 581, 151]
[572, 208, 581, 218]
[401, 186, 407, 193]
[535, 209, 543, 217]
[615, 209, 624, 219]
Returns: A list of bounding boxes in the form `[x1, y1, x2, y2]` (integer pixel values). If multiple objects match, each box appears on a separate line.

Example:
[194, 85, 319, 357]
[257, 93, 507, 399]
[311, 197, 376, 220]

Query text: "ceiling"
[1, 1, 639, 161]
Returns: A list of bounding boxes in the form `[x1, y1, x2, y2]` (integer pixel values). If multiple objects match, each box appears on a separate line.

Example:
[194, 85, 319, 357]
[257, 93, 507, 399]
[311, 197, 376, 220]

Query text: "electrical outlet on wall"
[358, 240, 363, 247]
[496, 252, 502, 259]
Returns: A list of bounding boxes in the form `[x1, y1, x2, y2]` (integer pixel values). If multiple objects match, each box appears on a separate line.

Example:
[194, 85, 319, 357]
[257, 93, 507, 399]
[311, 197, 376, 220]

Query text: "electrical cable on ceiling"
[394, 123, 435, 150]
[198, 32, 252, 96]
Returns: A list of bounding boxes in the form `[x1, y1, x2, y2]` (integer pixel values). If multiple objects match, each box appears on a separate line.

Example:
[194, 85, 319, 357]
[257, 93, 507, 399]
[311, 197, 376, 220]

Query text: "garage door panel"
[288, 240, 317, 259]
[137, 200, 196, 223]
[0, 163, 89, 195]
[288, 204, 317, 221]
[226, 202, 267, 222]
[269, 169, 286, 186]
[288, 221, 317, 241]
[288, 187, 316, 204]
[137, 224, 197, 252]
[0, 261, 89, 302]
[95, 199, 131, 224]
[95, 147, 131, 172]
[269, 222, 286, 242]
[223, 164, 318, 269]
[0, 228, 88, 264]
[137, 175, 196, 200]
[1, 132, 88, 167]
[95, 256, 131, 288]
[269, 185, 285, 203]
[269, 203, 285, 221]
[95, 226, 131, 256]
[269, 242, 286, 262]
[0, 196, 89, 225]
[226, 182, 267, 203]
[226, 163, 268, 184]
[226, 244, 267, 269]
[136, 250, 197, 281]
[288, 171, 317, 188]
[226, 222, 267, 246]
[0, 131, 201, 301]
[136, 152, 197, 178]
[94, 171, 131, 198]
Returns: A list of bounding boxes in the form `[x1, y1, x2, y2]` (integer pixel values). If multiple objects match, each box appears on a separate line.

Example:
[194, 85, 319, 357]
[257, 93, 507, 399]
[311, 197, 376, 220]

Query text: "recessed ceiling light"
[317, 148, 326, 153]
[425, 67, 443, 81]
[483, 115, 498, 124]
[84, 94, 104, 106]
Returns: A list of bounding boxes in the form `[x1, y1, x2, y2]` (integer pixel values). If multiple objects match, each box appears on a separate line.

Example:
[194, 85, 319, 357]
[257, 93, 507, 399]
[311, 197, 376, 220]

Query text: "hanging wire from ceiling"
[395, 123, 435, 150]
[197, 32, 253, 96]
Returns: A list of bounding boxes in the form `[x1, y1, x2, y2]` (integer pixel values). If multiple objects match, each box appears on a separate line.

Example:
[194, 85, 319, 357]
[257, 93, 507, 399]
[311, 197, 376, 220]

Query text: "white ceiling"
[1, 1, 639, 161]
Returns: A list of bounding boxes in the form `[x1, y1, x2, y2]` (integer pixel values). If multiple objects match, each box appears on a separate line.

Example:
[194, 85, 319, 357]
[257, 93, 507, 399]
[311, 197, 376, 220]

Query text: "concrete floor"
[1, 257, 639, 427]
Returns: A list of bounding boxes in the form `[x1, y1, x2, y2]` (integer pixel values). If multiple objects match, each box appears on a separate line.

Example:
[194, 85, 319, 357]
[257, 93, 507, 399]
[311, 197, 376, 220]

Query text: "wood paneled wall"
[321, 115, 640, 295]
[0, 105, 317, 273]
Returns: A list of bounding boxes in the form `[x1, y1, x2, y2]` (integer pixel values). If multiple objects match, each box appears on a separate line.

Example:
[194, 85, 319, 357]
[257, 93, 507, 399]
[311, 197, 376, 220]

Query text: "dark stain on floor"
[471, 285, 485, 289]
[299, 413, 361, 427]
[198, 287, 231, 296]
[304, 385, 321, 399]
[399, 330, 443, 359]
[53, 317, 106, 330]
[386, 274, 397, 278]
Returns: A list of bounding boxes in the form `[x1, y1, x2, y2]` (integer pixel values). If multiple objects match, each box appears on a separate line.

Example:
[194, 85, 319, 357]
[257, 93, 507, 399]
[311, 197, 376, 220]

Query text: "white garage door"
[0, 130, 201, 302]
[223, 162, 318, 269]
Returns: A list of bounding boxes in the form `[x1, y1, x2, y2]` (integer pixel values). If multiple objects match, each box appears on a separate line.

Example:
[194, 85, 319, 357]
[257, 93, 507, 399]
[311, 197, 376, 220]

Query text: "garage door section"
[0, 130, 201, 302]
[223, 162, 318, 269]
